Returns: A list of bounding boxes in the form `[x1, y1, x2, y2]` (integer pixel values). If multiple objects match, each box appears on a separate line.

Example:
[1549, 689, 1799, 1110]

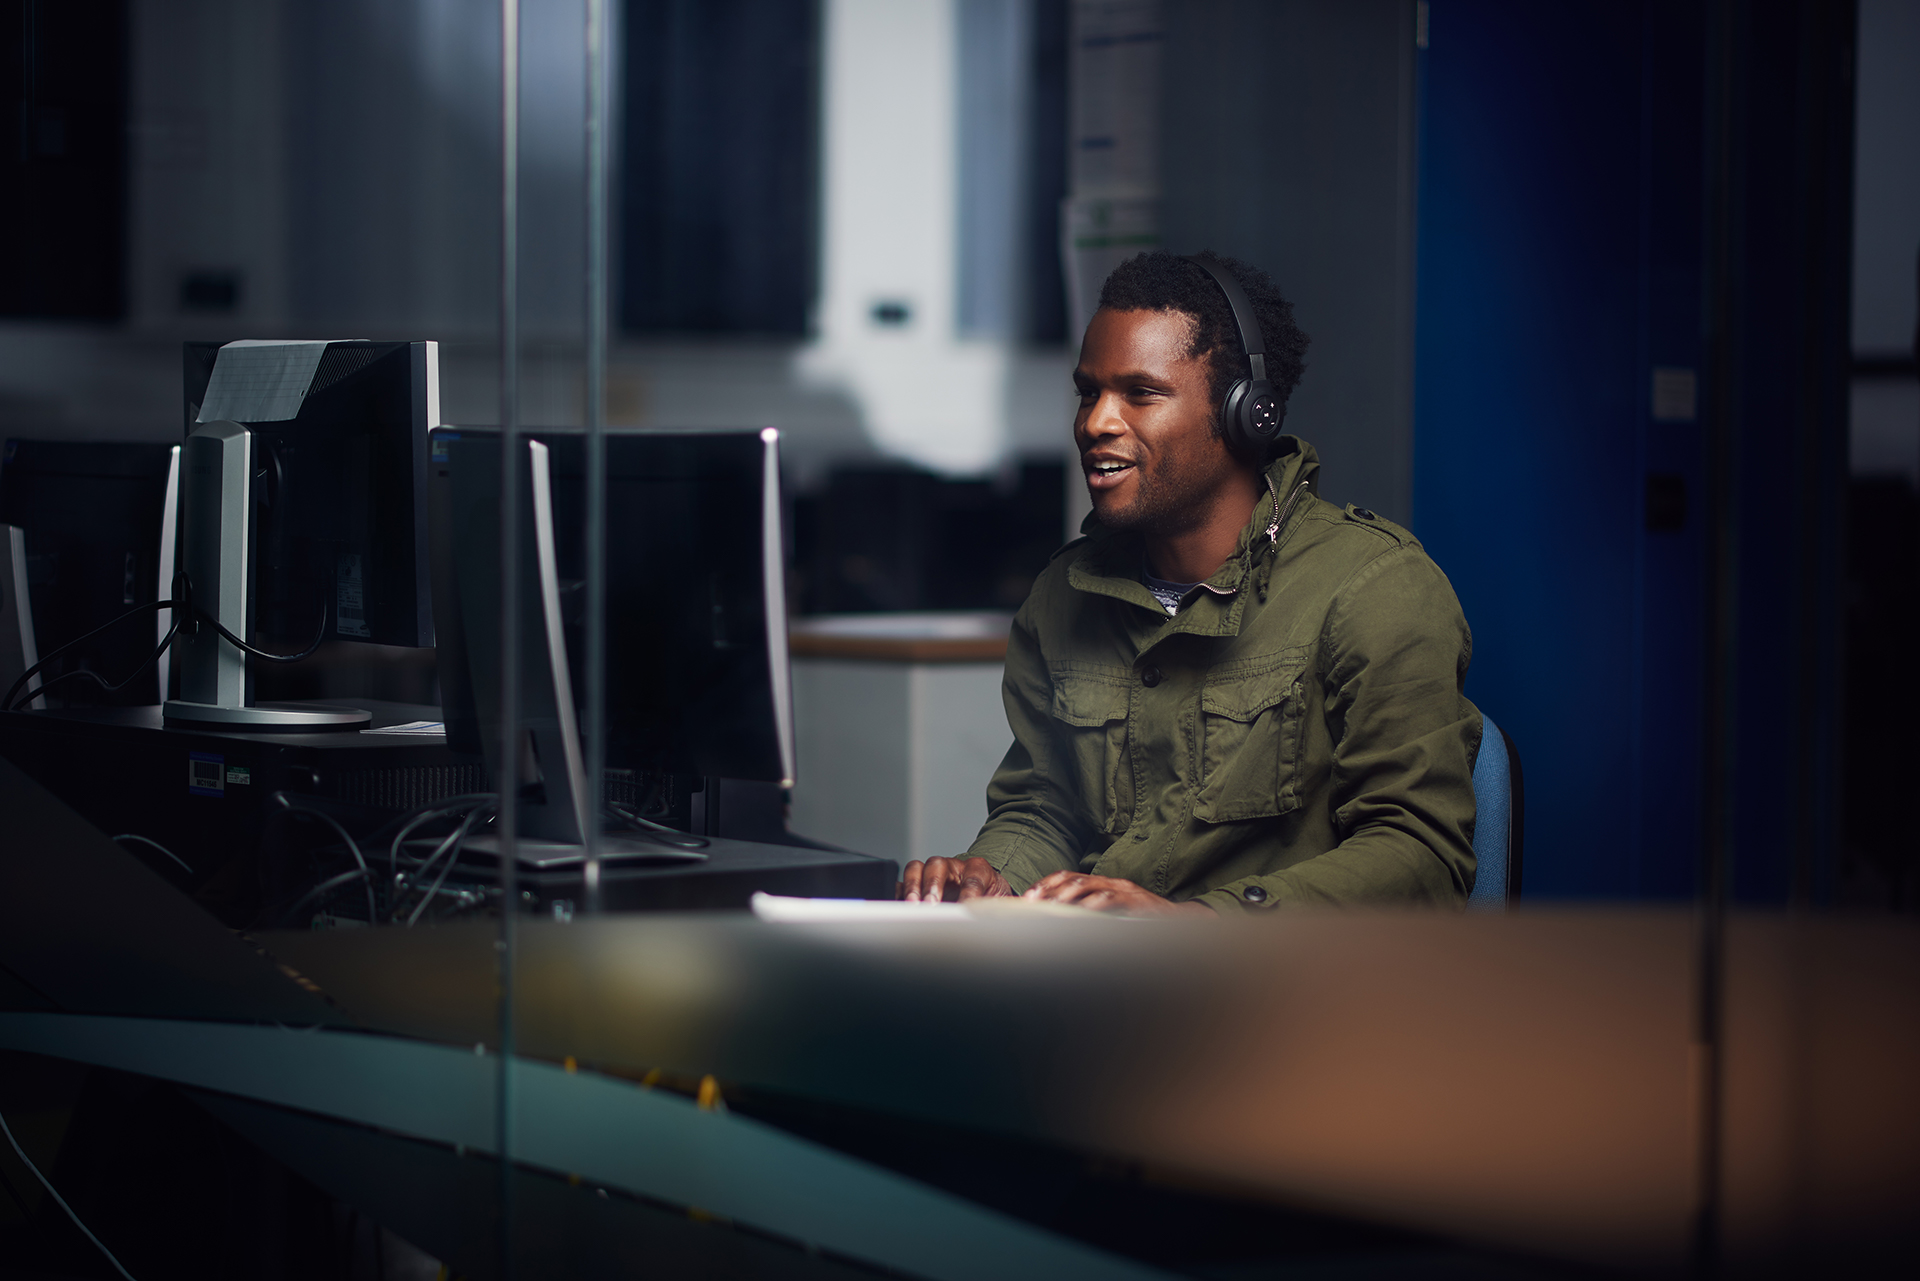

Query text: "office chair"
[1466, 713, 1525, 909]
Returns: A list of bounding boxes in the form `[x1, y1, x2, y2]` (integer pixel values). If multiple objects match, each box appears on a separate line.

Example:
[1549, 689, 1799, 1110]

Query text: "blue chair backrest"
[1467, 713, 1513, 910]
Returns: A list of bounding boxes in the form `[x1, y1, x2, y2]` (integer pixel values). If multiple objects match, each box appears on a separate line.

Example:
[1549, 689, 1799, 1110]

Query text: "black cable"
[397, 819, 481, 891]
[3, 584, 321, 714]
[275, 868, 374, 927]
[0, 1108, 138, 1281]
[254, 794, 488, 929]
[404, 805, 492, 926]
[9, 616, 182, 714]
[386, 794, 499, 884]
[111, 833, 193, 876]
[269, 796, 378, 924]
[607, 802, 709, 850]
[199, 598, 329, 665]
[3, 598, 172, 714]
[393, 802, 495, 923]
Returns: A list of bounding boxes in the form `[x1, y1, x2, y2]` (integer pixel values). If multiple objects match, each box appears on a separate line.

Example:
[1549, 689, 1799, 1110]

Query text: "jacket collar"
[1066, 437, 1321, 637]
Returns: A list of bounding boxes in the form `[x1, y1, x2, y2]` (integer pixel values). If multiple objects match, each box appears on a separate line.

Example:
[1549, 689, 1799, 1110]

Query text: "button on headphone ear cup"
[1246, 379, 1282, 438]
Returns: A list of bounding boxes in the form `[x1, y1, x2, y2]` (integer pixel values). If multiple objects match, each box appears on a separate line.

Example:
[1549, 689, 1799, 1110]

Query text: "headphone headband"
[1185, 255, 1268, 383]
[1181, 255, 1284, 455]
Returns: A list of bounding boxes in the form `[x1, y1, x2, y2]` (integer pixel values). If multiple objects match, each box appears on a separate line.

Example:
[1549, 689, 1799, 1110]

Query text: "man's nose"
[1081, 392, 1128, 440]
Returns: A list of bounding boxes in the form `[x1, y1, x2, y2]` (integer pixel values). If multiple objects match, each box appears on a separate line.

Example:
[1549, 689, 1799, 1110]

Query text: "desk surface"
[507, 834, 896, 911]
[3, 697, 448, 749]
[790, 611, 1012, 663]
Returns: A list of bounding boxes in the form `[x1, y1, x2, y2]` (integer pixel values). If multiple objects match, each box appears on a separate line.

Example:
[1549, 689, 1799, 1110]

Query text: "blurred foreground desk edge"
[3, 755, 1916, 1278]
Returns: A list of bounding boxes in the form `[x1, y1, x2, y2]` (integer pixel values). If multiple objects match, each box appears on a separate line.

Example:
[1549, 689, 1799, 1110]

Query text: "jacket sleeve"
[1201, 545, 1480, 911]
[963, 599, 1093, 892]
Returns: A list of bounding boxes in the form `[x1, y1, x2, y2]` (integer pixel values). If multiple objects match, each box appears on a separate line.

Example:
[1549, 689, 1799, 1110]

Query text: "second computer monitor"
[183, 340, 437, 651]
[430, 427, 796, 793]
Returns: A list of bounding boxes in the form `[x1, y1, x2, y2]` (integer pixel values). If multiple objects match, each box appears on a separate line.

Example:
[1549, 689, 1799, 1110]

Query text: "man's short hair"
[1096, 251, 1310, 450]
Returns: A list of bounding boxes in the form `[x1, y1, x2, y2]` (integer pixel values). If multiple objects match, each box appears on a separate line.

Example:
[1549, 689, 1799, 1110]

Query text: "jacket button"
[1352, 507, 1376, 521]
[1242, 885, 1269, 903]
[1141, 666, 1162, 687]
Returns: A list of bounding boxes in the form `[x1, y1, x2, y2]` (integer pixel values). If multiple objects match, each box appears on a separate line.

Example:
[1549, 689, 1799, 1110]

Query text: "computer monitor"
[166, 340, 438, 728]
[428, 427, 795, 861]
[0, 440, 179, 709]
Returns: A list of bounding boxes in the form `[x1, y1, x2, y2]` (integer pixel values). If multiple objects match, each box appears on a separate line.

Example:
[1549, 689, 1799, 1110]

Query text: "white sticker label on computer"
[189, 753, 224, 797]
[336, 553, 370, 637]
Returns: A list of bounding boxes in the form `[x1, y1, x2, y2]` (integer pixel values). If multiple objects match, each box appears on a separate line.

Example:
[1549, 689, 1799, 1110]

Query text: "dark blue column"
[1410, 0, 1849, 903]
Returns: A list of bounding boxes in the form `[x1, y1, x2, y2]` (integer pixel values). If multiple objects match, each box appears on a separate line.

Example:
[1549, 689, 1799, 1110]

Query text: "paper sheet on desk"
[750, 892, 1116, 922]
[197, 340, 357, 423]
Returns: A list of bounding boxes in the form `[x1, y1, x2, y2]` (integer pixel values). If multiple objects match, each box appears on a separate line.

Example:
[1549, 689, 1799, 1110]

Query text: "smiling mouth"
[1087, 460, 1134, 477]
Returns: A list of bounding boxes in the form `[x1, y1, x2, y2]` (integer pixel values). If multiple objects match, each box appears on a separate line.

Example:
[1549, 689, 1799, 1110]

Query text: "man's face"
[1073, 307, 1242, 538]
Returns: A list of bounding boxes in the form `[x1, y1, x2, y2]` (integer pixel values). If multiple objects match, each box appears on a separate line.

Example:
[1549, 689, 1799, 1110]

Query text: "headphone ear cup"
[1243, 378, 1283, 446]
[1219, 377, 1255, 457]
[1220, 378, 1284, 459]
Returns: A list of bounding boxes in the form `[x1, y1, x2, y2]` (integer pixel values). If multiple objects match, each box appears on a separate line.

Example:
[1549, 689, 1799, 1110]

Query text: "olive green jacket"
[966, 438, 1480, 913]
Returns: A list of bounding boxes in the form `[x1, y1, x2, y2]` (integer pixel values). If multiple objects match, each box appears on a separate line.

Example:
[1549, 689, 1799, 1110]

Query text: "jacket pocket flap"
[1048, 666, 1131, 726]
[1200, 660, 1303, 722]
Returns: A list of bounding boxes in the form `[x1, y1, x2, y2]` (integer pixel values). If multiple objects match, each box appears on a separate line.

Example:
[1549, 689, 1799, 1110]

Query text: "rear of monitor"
[0, 524, 39, 709]
[163, 340, 439, 729]
[0, 439, 179, 711]
[164, 420, 366, 727]
[442, 437, 594, 849]
[431, 426, 794, 862]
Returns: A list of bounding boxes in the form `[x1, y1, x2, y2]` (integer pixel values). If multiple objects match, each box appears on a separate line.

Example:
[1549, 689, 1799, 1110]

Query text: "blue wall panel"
[1412, 2, 1708, 900]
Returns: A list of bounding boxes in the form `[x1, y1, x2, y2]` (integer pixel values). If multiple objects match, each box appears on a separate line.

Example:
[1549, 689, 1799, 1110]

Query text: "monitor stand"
[162, 421, 369, 730]
[459, 831, 708, 871]
[163, 699, 369, 729]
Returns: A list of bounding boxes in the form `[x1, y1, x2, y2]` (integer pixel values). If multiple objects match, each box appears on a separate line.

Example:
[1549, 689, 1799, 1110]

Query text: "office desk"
[0, 702, 894, 923]
[513, 836, 895, 914]
[0, 700, 477, 913]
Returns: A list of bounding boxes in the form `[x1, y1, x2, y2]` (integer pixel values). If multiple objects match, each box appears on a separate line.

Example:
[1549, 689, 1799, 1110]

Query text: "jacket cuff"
[969, 836, 1075, 895]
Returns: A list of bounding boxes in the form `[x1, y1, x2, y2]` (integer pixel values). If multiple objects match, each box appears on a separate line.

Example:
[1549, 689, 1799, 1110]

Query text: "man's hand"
[1025, 871, 1215, 917]
[898, 856, 1013, 903]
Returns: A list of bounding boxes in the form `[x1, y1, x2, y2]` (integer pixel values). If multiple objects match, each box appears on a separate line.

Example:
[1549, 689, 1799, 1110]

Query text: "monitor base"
[460, 832, 708, 870]
[163, 699, 372, 729]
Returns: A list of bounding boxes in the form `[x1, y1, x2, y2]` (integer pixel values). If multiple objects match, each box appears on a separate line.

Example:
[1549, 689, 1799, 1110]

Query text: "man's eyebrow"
[1074, 367, 1173, 385]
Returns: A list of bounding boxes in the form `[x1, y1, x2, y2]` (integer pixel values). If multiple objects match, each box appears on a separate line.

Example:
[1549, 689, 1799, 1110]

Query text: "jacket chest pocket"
[1194, 659, 1306, 823]
[1048, 666, 1134, 836]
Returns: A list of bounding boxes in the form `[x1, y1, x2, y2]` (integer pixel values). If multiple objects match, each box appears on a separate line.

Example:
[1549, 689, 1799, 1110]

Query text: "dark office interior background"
[2, 0, 1917, 910]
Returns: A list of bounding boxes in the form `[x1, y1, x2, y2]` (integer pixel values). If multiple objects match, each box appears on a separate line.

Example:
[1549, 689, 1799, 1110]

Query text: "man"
[899, 251, 1480, 914]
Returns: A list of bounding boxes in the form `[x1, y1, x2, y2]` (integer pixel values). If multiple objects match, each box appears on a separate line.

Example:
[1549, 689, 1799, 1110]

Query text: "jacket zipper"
[1267, 478, 1311, 547]
[1194, 476, 1315, 600]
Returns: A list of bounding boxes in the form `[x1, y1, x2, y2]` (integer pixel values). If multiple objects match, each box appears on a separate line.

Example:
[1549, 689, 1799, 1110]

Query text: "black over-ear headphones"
[1185, 256, 1284, 458]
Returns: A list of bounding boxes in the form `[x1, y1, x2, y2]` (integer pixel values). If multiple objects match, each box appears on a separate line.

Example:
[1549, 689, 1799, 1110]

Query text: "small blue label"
[188, 751, 225, 797]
